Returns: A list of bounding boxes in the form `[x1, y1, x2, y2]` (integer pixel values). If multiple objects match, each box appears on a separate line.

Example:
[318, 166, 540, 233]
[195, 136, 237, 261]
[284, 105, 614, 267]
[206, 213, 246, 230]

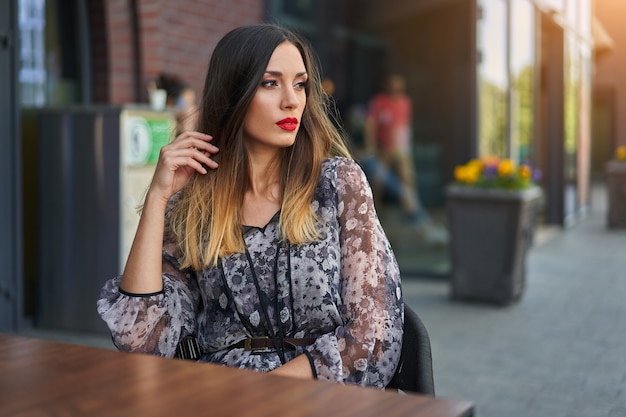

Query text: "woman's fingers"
[185, 142, 219, 169]
[148, 131, 220, 198]
[163, 131, 219, 170]
[171, 131, 215, 149]
[158, 147, 211, 175]
[166, 147, 216, 172]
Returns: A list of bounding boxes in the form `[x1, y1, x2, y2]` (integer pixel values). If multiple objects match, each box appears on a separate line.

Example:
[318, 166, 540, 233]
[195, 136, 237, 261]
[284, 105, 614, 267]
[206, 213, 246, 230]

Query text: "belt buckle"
[244, 336, 269, 351]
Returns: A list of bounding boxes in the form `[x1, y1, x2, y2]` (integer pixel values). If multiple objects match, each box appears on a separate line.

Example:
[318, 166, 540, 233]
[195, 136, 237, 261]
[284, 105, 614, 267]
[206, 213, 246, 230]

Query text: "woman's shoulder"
[320, 157, 369, 193]
[315, 157, 372, 210]
[322, 156, 367, 179]
[322, 156, 361, 174]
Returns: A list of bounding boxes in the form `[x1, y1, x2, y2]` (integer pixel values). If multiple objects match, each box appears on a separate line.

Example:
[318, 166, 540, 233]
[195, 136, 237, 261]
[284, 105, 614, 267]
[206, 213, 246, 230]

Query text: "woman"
[98, 24, 403, 387]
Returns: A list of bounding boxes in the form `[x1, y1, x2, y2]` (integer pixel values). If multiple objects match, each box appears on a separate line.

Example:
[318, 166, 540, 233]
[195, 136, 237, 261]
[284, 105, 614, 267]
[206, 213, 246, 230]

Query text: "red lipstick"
[276, 117, 298, 131]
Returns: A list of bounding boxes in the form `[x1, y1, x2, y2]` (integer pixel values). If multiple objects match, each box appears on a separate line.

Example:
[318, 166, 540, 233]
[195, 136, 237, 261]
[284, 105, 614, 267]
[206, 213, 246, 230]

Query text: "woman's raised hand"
[119, 130, 217, 294]
[148, 131, 219, 203]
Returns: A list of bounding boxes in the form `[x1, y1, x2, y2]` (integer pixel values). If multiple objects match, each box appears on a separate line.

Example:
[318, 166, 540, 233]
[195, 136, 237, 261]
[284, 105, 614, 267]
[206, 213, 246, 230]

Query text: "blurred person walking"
[363, 75, 443, 242]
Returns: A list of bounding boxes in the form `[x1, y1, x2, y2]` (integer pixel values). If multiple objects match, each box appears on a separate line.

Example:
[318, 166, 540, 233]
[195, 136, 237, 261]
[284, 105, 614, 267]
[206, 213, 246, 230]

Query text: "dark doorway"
[591, 88, 615, 180]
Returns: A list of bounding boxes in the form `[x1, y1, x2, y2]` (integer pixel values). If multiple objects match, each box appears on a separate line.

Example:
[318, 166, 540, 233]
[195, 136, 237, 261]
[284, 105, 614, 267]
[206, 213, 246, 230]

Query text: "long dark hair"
[169, 24, 351, 268]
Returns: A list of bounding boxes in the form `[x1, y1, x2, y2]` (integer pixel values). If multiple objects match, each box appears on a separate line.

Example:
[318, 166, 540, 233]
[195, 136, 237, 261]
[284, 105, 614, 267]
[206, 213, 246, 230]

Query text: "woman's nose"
[281, 87, 299, 110]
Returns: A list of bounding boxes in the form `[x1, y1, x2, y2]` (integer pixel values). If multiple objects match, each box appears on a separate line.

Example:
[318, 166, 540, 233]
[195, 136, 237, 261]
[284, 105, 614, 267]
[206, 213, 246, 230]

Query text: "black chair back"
[386, 305, 435, 395]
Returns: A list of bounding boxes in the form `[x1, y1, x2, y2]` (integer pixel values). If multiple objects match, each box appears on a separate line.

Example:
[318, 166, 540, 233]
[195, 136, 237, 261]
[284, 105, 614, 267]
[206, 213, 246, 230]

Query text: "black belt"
[230, 337, 316, 351]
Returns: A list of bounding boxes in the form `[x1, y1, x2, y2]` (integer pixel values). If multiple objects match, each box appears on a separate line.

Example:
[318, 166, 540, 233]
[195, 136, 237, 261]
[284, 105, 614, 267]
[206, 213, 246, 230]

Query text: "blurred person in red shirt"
[364, 75, 425, 223]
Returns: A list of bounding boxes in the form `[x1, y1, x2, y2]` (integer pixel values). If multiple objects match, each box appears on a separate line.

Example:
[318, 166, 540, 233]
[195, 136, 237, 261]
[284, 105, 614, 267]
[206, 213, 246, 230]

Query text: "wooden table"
[0, 333, 474, 417]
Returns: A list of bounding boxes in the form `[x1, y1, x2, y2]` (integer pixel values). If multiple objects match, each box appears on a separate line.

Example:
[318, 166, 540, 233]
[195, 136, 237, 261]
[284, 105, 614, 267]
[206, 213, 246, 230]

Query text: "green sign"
[123, 113, 175, 166]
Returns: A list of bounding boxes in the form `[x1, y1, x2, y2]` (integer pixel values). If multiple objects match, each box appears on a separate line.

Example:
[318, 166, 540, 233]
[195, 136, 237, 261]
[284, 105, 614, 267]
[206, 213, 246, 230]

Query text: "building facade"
[1, 0, 600, 331]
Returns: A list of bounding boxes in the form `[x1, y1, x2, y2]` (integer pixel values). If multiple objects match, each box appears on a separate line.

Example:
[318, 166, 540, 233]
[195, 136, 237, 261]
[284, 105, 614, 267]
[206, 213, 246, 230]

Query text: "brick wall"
[104, 0, 139, 103]
[158, 0, 264, 99]
[96, 0, 264, 104]
[136, 0, 163, 101]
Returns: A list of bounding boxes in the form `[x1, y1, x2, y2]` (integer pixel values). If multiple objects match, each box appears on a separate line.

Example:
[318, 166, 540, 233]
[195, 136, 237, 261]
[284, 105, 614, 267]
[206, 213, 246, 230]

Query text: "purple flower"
[483, 165, 498, 179]
[532, 168, 542, 182]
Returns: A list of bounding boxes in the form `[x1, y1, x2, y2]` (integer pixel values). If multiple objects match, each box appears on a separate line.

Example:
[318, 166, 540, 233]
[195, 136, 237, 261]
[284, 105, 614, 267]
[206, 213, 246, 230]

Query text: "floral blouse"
[97, 157, 403, 387]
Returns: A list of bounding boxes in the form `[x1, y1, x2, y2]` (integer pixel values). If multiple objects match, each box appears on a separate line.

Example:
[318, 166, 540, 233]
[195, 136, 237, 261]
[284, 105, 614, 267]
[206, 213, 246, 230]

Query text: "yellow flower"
[466, 164, 481, 183]
[518, 164, 532, 180]
[468, 159, 483, 170]
[454, 166, 465, 182]
[454, 166, 470, 183]
[453, 156, 537, 190]
[498, 159, 515, 177]
[454, 164, 481, 184]
[617, 145, 626, 161]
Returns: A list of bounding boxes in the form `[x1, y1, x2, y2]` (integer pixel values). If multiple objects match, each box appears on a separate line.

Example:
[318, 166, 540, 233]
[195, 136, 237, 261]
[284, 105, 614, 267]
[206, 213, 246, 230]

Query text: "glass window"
[477, 0, 508, 157]
[18, 0, 82, 106]
[563, 33, 581, 225]
[564, 0, 577, 27]
[577, 0, 591, 38]
[284, 0, 317, 19]
[564, 34, 580, 184]
[541, 0, 563, 13]
[19, 0, 46, 106]
[267, 0, 319, 21]
[510, 0, 536, 164]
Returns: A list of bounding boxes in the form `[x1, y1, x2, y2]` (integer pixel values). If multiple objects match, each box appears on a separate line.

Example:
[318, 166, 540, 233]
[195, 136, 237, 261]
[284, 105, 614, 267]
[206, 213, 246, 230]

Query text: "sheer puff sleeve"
[307, 157, 404, 387]
[97, 214, 200, 358]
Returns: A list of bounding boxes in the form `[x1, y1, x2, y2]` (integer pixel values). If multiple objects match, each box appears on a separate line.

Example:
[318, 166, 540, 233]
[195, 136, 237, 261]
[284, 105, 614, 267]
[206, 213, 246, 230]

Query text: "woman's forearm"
[119, 192, 169, 294]
[118, 131, 217, 294]
[270, 354, 314, 380]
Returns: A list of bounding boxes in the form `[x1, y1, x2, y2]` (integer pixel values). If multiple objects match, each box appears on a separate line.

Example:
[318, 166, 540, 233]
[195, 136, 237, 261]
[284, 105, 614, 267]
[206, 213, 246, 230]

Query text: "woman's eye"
[261, 80, 278, 88]
[295, 81, 308, 89]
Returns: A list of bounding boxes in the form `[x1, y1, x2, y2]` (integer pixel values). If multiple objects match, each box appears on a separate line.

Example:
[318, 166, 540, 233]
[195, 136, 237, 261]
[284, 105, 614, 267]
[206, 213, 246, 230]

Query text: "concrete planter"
[445, 185, 541, 305]
[606, 161, 626, 229]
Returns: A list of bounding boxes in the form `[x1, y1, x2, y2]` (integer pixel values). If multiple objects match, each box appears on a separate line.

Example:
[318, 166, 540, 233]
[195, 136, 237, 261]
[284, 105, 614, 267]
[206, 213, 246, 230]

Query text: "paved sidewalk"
[402, 185, 626, 416]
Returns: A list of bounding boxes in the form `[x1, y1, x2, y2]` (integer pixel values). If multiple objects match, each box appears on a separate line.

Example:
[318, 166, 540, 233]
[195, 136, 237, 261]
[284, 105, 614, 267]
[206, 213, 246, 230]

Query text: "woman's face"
[243, 41, 307, 154]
